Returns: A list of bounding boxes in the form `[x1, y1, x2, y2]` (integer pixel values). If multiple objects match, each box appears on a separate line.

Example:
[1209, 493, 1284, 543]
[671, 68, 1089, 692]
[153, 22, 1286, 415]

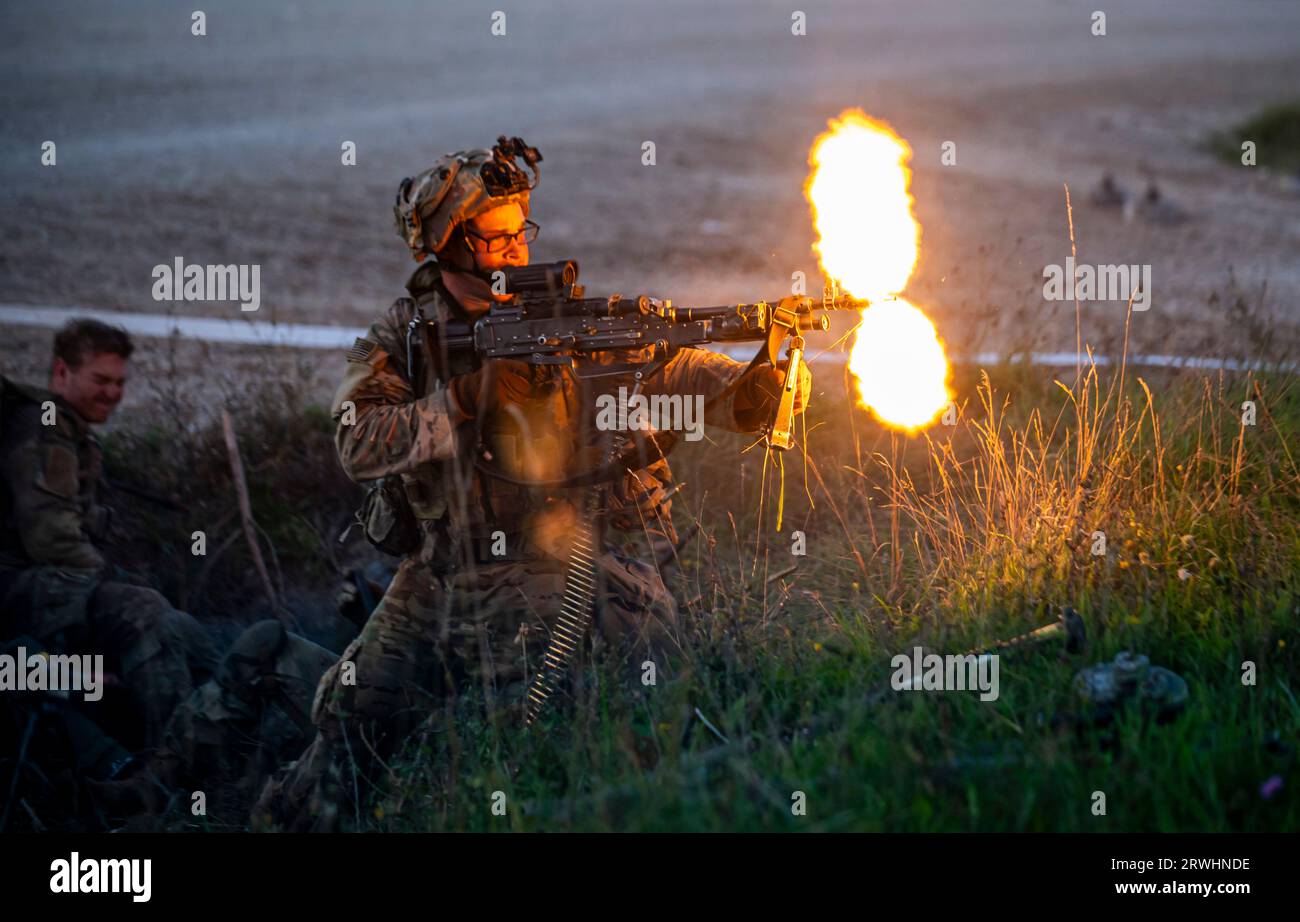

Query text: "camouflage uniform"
[255, 264, 771, 830]
[0, 379, 217, 749]
[256, 139, 796, 829]
[91, 620, 337, 823]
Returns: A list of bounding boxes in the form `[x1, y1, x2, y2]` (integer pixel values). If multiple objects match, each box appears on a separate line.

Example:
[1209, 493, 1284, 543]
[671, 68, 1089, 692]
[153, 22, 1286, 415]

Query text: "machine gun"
[422, 259, 866, 450]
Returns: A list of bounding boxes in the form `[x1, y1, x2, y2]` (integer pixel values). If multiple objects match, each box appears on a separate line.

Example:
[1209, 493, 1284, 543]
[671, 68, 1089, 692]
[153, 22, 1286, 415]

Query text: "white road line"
[0, 304, 363, 349]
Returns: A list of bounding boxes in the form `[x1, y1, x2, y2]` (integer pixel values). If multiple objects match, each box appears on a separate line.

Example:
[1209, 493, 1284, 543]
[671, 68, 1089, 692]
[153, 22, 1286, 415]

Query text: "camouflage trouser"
[136, 621, 336, 819]
[254, 548, 677, 831]
[0, 567, 218, 749]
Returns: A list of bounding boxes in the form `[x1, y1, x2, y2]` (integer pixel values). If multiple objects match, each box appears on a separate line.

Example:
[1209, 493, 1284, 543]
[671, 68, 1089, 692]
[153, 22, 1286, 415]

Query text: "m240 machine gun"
[424, 259, 866, 450]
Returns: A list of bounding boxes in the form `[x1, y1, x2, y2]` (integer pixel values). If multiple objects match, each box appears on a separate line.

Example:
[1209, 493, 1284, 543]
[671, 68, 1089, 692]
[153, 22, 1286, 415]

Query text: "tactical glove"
[732, 358, 812, 431]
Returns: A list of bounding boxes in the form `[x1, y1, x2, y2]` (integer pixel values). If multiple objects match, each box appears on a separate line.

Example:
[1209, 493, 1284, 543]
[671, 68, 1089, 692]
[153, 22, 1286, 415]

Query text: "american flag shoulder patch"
[346, 337, 378, 363]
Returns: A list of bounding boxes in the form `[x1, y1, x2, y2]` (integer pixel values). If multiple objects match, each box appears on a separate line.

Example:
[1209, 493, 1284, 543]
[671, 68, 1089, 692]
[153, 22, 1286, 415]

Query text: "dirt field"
[2, 0, 1298, 417]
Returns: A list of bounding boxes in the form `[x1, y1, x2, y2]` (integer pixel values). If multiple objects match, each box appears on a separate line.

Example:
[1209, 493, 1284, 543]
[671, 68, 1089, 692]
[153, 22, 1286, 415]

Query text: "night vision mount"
[481, 135, 542, 196]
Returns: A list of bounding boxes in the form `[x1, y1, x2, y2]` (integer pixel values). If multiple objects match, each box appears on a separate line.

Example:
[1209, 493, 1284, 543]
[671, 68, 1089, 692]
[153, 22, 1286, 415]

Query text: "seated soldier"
[0, 319, 218, 752]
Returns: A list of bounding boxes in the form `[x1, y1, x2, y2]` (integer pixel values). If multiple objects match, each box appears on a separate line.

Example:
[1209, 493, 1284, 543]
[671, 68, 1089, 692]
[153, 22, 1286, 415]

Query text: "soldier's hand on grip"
[731, 357, 811, 431]
[735, 357, 811, 413]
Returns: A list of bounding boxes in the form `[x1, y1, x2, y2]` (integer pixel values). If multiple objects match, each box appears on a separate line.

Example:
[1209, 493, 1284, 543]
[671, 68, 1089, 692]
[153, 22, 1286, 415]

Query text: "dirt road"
[2, 0, 1297, 407]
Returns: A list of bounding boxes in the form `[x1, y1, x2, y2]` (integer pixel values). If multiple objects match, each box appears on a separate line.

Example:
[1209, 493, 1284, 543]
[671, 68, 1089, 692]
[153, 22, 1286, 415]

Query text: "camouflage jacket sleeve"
[0, 403, 105, 572]
[649, 346, 756, 432]
[331, 299, 465, 482]
[602, 348, 753, 542]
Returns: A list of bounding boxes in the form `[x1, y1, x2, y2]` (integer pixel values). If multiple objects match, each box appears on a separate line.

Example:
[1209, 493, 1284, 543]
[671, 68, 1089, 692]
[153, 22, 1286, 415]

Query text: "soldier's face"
[51, 351, 128, 423]
[465, 203, 530, 273]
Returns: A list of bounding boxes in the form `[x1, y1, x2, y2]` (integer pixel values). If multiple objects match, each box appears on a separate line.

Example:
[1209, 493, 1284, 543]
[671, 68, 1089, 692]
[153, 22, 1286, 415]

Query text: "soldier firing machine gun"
[407, 259, 865, 724]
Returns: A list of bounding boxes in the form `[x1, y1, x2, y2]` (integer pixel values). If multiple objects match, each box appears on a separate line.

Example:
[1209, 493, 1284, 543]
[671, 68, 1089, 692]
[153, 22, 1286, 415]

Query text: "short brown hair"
[53, 318, 134, 370]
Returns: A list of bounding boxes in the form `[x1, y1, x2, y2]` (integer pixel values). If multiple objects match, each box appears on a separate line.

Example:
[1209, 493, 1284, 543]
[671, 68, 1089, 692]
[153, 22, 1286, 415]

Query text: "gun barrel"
[683, 295, 864, 319]
[675, 304, 741, 322]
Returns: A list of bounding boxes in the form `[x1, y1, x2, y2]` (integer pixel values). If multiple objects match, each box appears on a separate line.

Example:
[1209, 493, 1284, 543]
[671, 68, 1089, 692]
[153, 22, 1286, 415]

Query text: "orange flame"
[805, 109, 951, 431]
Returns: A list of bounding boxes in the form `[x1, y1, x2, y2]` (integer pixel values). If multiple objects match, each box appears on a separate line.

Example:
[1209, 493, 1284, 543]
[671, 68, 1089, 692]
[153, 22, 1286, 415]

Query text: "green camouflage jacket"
[0, 379, 108, 574]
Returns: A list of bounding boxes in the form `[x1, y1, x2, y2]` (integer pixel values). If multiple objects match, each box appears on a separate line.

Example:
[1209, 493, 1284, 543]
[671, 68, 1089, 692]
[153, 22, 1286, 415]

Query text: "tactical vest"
[390, 265, 582, 566]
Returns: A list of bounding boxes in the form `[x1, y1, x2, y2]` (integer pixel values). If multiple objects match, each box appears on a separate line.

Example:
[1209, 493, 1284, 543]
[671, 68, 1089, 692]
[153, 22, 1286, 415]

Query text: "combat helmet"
[393, 136, 542, 261]
[1073, 651, 1189, 723]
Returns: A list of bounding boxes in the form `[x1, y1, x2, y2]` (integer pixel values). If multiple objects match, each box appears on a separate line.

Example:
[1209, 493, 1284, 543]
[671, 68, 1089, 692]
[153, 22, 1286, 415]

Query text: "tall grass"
[365, 354, 1298, 832]
[85, 324, 1298, 831]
